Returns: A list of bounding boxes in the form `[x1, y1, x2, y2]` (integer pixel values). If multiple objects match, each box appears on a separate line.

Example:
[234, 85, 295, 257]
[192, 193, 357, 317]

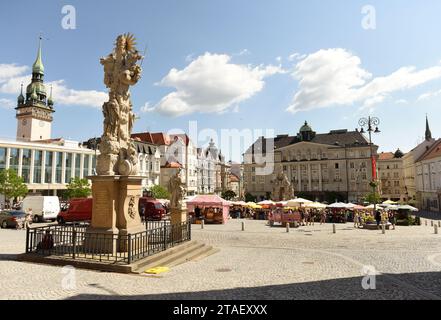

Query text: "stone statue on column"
[97, 33, 143, 176]
[168, 169, 188, 225]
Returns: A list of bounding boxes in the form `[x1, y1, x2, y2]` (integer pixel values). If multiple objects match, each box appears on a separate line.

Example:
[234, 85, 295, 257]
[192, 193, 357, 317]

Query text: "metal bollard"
[425, 220, 428, 226]
[438, 221, 441, 228]
[382, 222, 386, 234]
[435, 224, 438, 235]
[242, 221, 245, 231]
[286, 223, 290, 233]
[201, 220, 204, 229]
[431, 220, 434, 227]
[333, 224, 336, 234]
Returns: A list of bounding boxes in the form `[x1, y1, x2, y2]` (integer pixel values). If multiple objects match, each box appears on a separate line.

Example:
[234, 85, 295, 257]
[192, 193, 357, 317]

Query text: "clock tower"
[16, 37, 55, 141]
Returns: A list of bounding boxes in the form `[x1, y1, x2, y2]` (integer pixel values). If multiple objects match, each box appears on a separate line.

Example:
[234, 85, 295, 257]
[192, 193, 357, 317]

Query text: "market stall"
[187, 195, 230, 224]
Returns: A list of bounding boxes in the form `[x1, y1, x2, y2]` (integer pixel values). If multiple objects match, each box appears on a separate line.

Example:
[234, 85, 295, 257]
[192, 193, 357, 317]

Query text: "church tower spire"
[425, 114, 432, 141]
[15, 36, 54, 141]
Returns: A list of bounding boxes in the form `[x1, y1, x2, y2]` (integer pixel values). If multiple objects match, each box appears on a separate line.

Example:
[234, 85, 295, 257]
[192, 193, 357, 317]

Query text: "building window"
[33, 150, 43, 184]
[91, 155, 96, 175]
[55, 152, 62, 183]
[83, 154, 89, 178]
[0, 148, 6, 170]
[44, 151, 53, 184]
[9, 148, 19, 173]
[65, 153, 73, 183]
[335, 163, 339, 169]
[22, 149, 32, 183]
[74, 154, 81, 178]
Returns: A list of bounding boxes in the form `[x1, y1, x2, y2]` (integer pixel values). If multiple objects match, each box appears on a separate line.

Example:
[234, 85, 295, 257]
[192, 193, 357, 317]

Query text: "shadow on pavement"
[65, 271, 441, 300]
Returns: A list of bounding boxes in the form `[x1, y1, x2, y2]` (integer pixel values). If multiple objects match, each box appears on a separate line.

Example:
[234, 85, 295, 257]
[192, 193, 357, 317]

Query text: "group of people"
[353, 209, 396, 229]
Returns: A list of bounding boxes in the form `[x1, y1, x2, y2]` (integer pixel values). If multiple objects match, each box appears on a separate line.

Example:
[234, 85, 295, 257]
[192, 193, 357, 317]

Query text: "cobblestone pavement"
[0, 219, 440, 300]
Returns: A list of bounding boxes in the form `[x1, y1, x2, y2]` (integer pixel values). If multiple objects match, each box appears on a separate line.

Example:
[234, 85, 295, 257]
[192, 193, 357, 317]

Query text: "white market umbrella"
[327, 202, 350, 209]
[382, 200, 398, 205]
[258, 200, 276, 206]
[397, 204, 419, 212]
[286, 198, 313, 207]
[305, 202, 327, 209]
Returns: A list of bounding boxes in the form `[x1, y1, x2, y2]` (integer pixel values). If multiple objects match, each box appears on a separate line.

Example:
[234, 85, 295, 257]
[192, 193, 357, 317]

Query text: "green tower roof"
[32, 37, 44, 75]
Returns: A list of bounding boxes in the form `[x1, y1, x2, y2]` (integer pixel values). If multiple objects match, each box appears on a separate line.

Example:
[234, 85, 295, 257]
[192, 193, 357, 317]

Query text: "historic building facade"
[377, 149, 406, 202]
[0, 39, 96, 203]
[196, 139, 230, 195]
[243, 122, 378, 203]
[402, 116, 436, 205]
[131, 132, 198, 196]
[415, 138, 441, 212]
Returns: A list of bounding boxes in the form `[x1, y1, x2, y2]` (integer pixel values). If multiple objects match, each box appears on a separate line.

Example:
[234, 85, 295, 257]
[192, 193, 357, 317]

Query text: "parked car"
[21, 196, 60, 222]
[0, 210, 27, 229]
[138, 197, 166, 221]
[57, 198, 92, 224]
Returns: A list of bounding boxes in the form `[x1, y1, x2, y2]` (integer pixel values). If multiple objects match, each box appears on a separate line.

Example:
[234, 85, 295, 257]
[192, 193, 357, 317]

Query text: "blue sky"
[1, 0, 440, 162]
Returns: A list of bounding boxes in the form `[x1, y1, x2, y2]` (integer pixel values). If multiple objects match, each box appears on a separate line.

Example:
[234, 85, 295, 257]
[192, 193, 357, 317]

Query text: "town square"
[0, 0, 440, 306]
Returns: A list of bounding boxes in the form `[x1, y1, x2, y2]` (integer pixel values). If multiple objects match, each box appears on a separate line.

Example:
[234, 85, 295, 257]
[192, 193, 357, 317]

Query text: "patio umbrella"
[258, 200, 276, 206]
[275, 201, 288, 207]
[397, 204, 419, 212]
[286, 198, 313, 207]
[327, 202, 350, 209]
[382, 200, 398, 205]
[305, 202, 327, 209]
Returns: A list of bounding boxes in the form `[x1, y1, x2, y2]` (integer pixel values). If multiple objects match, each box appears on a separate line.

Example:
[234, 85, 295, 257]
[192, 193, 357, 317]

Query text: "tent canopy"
[186, 194, 230, 206]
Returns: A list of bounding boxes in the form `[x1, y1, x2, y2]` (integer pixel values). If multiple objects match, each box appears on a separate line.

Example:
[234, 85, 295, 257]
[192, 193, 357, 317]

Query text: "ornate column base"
[85, 175, 144, 254]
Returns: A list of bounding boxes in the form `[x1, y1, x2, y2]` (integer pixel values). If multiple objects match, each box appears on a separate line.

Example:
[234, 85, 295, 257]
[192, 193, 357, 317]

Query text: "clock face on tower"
[39, 121, 45, 127]
[22, 119, 27, 126]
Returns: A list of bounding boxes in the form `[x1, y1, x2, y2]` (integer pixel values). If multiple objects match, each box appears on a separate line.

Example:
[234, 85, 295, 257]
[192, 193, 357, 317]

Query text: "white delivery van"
[21, 196, 60, 222]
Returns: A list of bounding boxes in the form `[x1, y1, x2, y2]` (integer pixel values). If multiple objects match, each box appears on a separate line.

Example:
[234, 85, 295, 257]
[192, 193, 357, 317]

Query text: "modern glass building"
[0, 138, 96, 199]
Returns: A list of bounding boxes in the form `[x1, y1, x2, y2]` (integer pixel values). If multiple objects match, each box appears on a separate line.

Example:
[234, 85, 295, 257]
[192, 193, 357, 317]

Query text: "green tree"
[66, 177, 91, 199]
[221, 190, 236, 200]
[0, 169, 28, 203]
[244, 192, 257, 203]
[364, 191, 381, 204]
[149, 185, 170, 199]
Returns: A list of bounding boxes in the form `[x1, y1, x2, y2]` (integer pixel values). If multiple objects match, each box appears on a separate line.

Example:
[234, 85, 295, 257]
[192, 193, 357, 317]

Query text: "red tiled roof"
[229, 174, 240, 183]
[418, 139, 441, 162]
[131, 132, 171, 145]
[161, 161, 182, 169]
[378, 152, 395, 161]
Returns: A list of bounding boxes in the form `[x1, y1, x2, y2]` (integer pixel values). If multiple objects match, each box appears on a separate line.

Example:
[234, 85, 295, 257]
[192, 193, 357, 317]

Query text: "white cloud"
[417, 89, 441, 101]
[288, 52, 306, 62]
[395, 99, 408, 104]
[0, 64, 29, 82]
[0, 63, 106, 108]
[0, 98, 14, 109]
[140, 102, 155, 113]
[151, 53, 283, 117]
[237, 49, 250, 56]
[287, 48, 441, 113]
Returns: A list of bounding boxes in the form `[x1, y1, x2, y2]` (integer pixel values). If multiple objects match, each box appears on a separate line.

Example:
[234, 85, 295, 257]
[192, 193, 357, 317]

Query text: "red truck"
[57, 198, 93, 224]
[138, 197, 166, 221]
[57, 197, 166, 224]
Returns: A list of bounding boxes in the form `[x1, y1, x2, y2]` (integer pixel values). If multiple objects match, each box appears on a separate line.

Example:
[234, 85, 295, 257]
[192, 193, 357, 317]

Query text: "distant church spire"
[425, 114, 432, 141]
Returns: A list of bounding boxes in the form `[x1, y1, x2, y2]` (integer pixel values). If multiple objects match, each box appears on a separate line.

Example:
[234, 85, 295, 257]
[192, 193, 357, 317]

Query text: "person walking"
[375, 210, 382, 229]
[24, 208, 33, 230]
[388, 210, 396, 230]
[354, 211, 359, 228]
[320, 210, 326, 225]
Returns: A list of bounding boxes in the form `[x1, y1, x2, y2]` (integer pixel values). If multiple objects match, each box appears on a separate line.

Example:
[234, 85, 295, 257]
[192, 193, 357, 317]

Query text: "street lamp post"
[358, 116, 380, 211]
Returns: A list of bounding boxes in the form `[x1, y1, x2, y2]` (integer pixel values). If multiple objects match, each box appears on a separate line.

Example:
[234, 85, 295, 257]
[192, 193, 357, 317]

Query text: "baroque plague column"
[87, 34, 144, 251]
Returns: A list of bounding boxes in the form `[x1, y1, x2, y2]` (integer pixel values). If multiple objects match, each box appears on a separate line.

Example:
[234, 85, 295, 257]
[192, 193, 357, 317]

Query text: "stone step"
[130, 240, 198, 271]
[133, 241, 207, 273]
[166, 245, 218, 268]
